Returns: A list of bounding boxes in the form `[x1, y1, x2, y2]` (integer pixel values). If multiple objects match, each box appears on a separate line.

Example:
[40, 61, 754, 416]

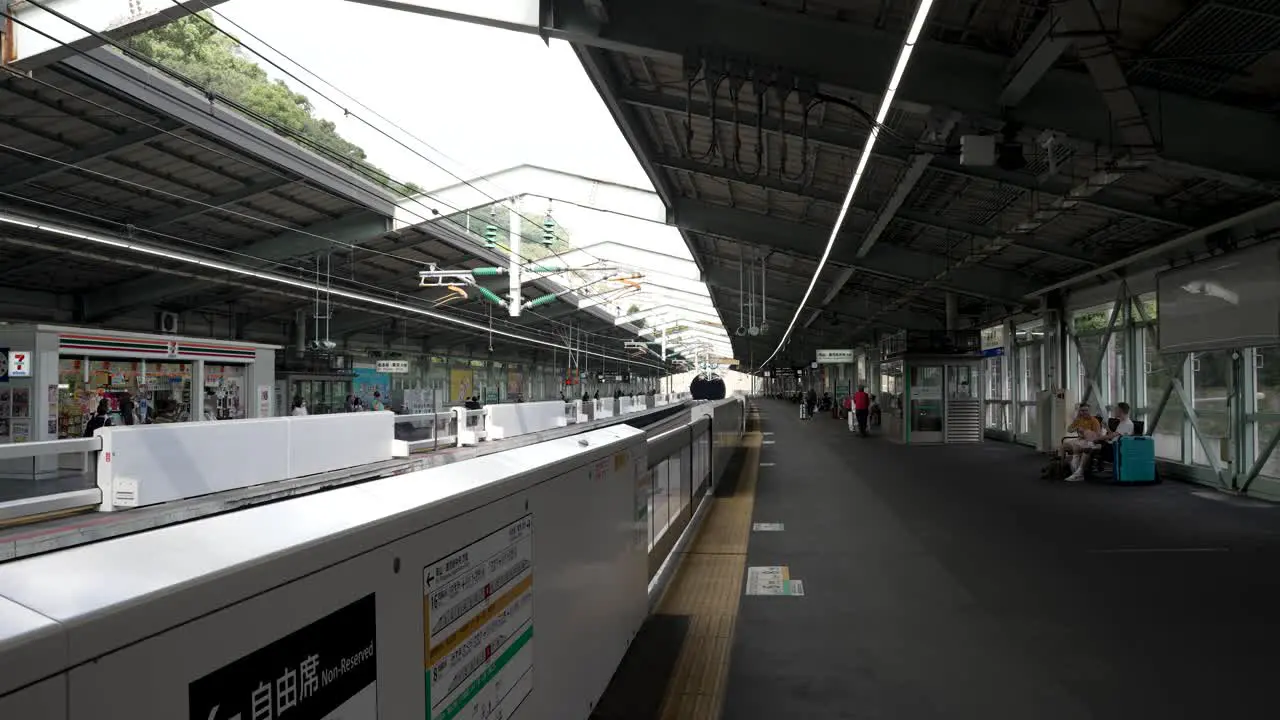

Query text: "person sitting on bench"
[1062, 403, 1103, 482]
[1070, 399, 1141, 479]
[1095, 402, 1135, 461]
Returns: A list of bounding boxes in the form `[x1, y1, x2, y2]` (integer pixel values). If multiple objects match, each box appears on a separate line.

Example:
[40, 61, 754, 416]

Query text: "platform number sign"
[189, 593, 378, 720]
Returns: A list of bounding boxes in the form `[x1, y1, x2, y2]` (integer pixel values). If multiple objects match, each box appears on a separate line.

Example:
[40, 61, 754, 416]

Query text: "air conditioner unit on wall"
[156, 311, 179, 334]
[1035, 388, 1078, 453]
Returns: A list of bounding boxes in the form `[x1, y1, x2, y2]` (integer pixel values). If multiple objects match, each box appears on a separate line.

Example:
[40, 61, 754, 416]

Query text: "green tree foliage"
[125, 13, 421, 197]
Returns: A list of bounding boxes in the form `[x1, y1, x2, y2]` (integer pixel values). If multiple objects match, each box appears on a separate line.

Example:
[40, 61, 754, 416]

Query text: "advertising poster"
[190, 594, 378, 720]
[449, 369, 475, 403]
[424, 516, 534, 720]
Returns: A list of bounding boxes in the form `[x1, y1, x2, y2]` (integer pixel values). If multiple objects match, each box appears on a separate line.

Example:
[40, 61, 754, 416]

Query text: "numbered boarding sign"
[424, 515, 534, 720]
[189, 594, 378, 720]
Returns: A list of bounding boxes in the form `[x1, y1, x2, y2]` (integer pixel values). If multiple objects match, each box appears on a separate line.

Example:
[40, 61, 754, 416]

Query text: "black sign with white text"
[190, 593, 378, 720]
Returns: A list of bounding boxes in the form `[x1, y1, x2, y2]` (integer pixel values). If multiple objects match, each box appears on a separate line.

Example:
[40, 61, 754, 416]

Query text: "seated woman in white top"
[290, 396, 308, 416]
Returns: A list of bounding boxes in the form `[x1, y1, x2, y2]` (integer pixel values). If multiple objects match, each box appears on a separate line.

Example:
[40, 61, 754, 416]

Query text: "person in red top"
[852, 385, 871, 437]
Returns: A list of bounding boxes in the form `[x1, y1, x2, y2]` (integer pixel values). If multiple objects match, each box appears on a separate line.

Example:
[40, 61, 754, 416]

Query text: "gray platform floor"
[722, 399, 1280, 720]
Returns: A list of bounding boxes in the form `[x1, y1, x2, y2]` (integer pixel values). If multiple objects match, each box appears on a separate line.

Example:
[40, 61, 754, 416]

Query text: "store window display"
[203, 364, 246, 420]
[56, 358, 198, 437]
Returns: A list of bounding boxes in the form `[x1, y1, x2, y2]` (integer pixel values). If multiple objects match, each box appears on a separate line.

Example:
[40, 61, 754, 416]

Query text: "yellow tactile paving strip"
[656, 413, 762, 720]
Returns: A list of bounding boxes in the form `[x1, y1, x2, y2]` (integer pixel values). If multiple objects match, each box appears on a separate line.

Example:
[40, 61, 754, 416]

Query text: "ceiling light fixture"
[761, 0, 938, 367]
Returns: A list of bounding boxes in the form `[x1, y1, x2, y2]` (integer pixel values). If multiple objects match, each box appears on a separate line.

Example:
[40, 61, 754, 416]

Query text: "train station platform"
[601, 399, 1280, 720]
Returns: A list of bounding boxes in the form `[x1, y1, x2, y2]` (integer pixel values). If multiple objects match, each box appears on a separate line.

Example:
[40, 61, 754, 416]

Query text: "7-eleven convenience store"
[0, 324, 277, 444]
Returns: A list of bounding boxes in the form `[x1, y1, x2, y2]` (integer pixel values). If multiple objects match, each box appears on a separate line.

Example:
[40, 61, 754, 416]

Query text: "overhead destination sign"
[815, 348, 855, 364]
[190, 593, 378, 720]
[347, 0, 541, 32]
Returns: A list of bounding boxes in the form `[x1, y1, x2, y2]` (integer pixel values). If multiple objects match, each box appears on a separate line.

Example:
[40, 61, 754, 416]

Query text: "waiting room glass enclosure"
[879, 331, 985, 445]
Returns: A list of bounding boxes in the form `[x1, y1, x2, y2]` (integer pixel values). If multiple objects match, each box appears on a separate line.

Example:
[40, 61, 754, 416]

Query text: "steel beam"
[703, 266, 939, 332]
[140, 178, 294, 228]
[84, 212, 391, 320]
[60, 49, 396, 214]
[661, 156, 1099, 265]
[671, 198, 1036, 304]
[999, 8, 1073, 107]
[544, 0, 1279, 181]
[632, 90, 1191, 228]
[858, 113, 960, 259]
[0, 120, 181, 190]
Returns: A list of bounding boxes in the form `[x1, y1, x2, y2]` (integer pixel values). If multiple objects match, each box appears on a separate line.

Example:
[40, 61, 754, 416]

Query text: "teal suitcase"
[1114, 436, 1156, 483]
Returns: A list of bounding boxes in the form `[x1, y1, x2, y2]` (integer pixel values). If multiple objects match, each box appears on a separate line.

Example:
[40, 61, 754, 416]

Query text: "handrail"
[0, 436, 100, 461]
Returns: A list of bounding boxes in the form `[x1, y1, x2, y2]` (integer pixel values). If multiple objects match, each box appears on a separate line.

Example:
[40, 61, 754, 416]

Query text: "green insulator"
[525, 265, 560, 273]
[483, 224, 497, 249]
[470, 267, 503, 277]
[477, 286, 505, 305]
[526, 294, 558, 308]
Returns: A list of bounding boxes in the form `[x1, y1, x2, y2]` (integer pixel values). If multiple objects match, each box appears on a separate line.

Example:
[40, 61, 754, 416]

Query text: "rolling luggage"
[1113, 435, 1157, 483]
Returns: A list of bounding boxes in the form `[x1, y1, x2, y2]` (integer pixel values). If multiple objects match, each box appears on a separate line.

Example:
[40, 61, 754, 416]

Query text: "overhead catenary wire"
[0, 209, 670, 370]
[0, 161, 641, 361]
[0, 7, 706, 354]
[4, 7, 718, 353]
[166, 0, 608, 272]
[7, 3, 591, 277]
[0, 30, 644, 349]
[0, 185, 595, 349]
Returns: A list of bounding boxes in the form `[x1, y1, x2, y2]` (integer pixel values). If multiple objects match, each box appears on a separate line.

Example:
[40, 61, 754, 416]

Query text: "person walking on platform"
[852, 385, 871, 437]
[805, 388, 817, 420]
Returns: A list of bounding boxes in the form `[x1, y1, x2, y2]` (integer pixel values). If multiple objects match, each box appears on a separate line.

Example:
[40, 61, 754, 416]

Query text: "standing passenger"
[852, 385, 871, 437]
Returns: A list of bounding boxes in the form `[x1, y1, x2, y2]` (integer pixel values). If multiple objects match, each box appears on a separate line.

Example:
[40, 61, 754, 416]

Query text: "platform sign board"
[745, 566, 805, 596]
[424, 515, 534, 720]
[349, 0, 540, 32]
[816, 349, 854, 364]
[189, 593, 378, 720]
[752, 522, 785, 532]
[375, 360, 410, 374]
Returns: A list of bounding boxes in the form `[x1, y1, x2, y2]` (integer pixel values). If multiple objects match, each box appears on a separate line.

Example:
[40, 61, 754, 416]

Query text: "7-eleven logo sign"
[8, 351, 31, 378]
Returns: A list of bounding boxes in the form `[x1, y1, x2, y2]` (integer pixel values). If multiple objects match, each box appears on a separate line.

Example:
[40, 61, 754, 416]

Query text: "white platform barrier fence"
[0, 397, 749, 720]
[94, 411, 406, 512]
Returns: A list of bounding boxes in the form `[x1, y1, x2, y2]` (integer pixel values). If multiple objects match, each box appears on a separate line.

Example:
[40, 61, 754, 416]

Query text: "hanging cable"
[165, 0, 608, 272]
[10, 2, 600, 276]
[684, 70, 726, 161]
[763, 0, 941, 367]
[3, 8, 721, 352]
[1, 6, 720, 355]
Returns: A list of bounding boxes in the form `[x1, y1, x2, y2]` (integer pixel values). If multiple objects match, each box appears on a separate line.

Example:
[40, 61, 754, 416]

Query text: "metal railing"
[0, 437, 103, 523]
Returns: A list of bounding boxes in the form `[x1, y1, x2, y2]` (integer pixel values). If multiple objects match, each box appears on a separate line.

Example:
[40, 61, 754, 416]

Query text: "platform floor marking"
[759, 462, 776, 467]
[752, 522, 784, 532]
[762, 440, 776, 445]
[762, 432, 775, 435]
[745, 566, 805, 596]
[655, 427, 761, 720]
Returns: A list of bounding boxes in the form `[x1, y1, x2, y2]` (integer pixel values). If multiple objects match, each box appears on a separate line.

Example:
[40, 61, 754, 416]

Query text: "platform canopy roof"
[353, 0, 1280, 368]
[0, 42, 682, 370]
